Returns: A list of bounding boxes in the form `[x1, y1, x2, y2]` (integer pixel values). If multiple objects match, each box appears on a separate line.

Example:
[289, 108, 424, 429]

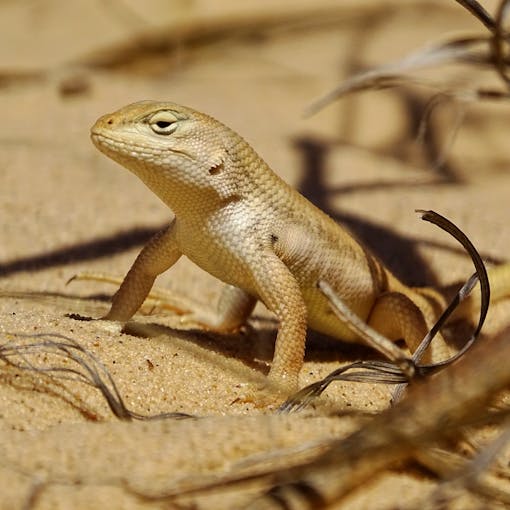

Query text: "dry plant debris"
[1, 1, 510, 509]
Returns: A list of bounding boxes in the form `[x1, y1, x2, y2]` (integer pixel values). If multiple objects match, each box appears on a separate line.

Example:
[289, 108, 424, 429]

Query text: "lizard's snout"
[91, 112, 116, 135]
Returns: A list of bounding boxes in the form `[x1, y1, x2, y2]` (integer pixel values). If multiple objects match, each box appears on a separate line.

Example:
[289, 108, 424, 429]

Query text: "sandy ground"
[1, 1, 510, 508]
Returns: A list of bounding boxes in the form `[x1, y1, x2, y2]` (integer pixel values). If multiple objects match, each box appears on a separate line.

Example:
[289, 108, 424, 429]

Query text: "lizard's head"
[90, 101, 229, 191]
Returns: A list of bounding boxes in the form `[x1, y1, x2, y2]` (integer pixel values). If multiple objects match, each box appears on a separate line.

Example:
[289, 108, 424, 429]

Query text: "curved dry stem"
[0, 332, 193, 421]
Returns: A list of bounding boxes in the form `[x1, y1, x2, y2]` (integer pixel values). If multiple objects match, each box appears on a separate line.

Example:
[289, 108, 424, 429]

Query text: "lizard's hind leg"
[179, 285, 257, 333]
[367, 291, 450, 362]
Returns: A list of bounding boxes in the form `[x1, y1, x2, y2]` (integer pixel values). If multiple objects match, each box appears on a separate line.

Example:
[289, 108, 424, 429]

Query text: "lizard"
[89, 100, 510, 391]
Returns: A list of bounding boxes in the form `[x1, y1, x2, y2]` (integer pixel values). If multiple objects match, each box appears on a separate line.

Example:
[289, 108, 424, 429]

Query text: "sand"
[1, 1, 510, 508]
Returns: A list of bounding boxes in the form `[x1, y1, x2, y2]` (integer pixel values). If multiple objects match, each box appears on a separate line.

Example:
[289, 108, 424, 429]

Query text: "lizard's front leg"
[252, 251, 308, 391]
[104, 220, 181, 323]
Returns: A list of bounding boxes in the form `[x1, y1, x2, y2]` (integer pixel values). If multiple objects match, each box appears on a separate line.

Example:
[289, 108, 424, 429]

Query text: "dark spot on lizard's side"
[270, 234, 279, 244]
[209, 162, 223, 175]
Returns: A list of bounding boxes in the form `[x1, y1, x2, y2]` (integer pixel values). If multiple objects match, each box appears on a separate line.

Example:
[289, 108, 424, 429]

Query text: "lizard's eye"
[148, 111, 179, 135]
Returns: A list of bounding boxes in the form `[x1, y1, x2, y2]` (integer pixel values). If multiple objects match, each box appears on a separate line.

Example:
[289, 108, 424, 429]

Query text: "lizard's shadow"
[291, 135, 503, 283]
[124, 316, 381, 375]
[293, 136, 452, 287]
[123, 320, 274, 374]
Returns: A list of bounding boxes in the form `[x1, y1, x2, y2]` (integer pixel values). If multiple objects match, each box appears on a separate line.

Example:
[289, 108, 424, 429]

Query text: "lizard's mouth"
[89, 132, 135, 163]
[89, 132, 101, 145]
[90, 132, 115, 153]
[90, 131, 130, 151]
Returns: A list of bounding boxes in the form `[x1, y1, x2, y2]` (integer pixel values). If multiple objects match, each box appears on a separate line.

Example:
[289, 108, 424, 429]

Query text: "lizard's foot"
[96, 318, 125, 334]
[235, 382, 289, 409]
[233, 371, 299, 409]
[66, 312, 123, 333]
[267, 365, 299, 394]
[67, 308, 125, 334]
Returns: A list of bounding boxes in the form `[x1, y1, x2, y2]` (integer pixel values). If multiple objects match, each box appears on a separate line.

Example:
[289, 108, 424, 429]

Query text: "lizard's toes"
[66, 313, 125, 334]
[234, 377, 297, 409]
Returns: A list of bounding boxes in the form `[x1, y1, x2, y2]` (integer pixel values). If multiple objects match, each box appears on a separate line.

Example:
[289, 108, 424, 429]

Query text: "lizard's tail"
[487, 262, 510, 303]
[447, 261, 510, 320]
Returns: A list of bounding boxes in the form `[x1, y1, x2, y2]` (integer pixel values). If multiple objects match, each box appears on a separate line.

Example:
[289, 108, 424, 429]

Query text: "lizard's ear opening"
[205, 151, 237, 200]
[206, 149, 225, 176]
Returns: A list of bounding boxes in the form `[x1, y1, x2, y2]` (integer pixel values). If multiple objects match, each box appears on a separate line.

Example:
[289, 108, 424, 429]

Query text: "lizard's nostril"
[106, 117, 114, 125]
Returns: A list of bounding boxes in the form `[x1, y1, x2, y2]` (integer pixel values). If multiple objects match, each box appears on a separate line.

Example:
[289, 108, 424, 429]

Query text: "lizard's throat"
[125, 162, 223, 218]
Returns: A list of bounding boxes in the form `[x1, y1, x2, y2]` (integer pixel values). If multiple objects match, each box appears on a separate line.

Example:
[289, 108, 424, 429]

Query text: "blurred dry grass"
[1, 1, 510, 509]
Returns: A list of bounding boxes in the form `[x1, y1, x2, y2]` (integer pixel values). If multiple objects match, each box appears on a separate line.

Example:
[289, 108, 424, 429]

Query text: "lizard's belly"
[305, 290, 371, 342]
[175, 207, 267, 294]
[178, 231, 258, 293]
[302, 279, 376, 342]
